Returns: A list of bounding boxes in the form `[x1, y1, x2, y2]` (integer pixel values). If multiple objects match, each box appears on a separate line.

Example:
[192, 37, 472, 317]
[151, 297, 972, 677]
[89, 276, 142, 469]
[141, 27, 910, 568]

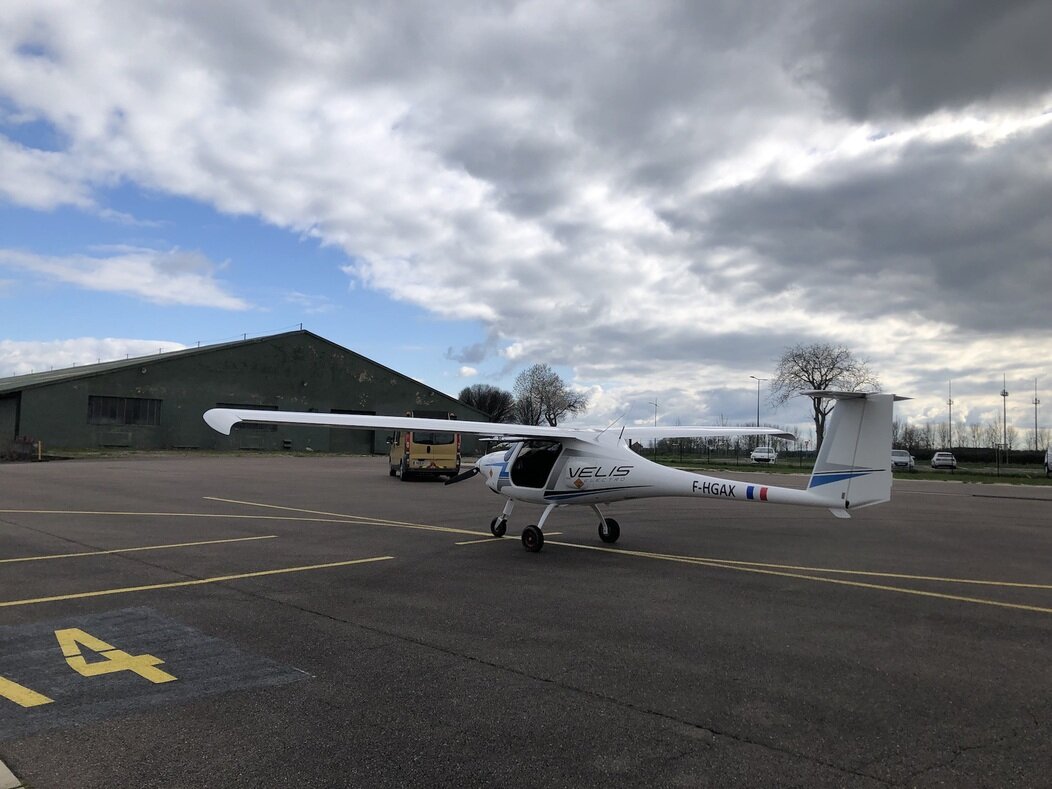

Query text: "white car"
[930, 451, 957, 470]
[891, 449, 915, 471]
[1045, 447, 1051, 478]
[750, 446, 777, 464]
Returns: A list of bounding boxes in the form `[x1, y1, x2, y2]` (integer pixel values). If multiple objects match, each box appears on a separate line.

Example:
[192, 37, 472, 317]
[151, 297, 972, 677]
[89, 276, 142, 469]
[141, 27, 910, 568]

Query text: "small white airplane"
[204, 390, 903, 552]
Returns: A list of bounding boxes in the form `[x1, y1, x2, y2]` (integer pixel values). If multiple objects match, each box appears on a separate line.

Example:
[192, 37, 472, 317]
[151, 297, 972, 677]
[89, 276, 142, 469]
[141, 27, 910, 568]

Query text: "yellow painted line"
[705, 559, 1052, 591]
[204, 496, 488, 537]
[0, 535, 277, 564]
[0, 675, 53, 707]
[0, 556, 394, 608]
[458, 528, 1052, 592]
[564, 548, 1052, 591]
[455, 532, 563, 546]
[544, 541, 1052, 616]
[0, 508, 391, 526]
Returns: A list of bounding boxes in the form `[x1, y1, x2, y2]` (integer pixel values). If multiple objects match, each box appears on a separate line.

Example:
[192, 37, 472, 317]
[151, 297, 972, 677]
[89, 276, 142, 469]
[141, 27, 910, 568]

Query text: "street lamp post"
[648, 400, 658, 458]
[1001, 374, 1009, 464]
[947, 380, 953, 450]
[1034, 379, 1041, 452]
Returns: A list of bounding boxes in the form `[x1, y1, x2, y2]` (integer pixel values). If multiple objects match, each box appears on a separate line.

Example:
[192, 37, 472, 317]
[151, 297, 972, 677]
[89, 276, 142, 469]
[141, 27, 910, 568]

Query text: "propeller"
[444, 466, 481, 486]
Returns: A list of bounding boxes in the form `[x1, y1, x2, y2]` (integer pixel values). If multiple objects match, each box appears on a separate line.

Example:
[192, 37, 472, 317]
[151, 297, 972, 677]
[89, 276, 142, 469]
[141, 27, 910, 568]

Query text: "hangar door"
[0, 393, 19, 441]
[329, 409, 375, 454]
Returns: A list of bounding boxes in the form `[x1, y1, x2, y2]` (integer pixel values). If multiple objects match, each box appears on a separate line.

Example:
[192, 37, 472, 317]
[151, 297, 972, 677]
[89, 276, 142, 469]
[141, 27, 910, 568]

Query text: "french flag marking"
[747, 485, 768, 501]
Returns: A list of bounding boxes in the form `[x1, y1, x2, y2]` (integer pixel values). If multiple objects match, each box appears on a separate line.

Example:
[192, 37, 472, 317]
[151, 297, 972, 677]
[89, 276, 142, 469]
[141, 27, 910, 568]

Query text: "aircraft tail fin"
[803, 391, 902, 511]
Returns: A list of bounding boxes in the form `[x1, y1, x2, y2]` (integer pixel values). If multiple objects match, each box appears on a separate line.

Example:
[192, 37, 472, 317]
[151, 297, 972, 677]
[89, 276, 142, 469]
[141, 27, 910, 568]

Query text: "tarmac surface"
[0, 455, 1050, 788]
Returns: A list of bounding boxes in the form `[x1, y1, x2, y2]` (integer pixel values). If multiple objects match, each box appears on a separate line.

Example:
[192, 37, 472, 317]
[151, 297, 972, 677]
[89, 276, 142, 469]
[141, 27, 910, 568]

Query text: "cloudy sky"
[2, 0, 1050, 439]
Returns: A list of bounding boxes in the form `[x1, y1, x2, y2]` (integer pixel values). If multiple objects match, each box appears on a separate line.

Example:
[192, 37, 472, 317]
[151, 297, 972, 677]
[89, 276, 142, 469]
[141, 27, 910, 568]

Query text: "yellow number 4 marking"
[0, 676, 53, 708]
[54, 628, 177, 684]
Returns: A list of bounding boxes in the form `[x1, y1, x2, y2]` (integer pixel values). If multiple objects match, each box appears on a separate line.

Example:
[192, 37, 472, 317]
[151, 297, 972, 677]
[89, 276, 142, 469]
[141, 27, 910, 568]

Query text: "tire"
[490, 517, 507, 538]
[399, 460, 411, 482]
[521, 525, 544, 552]
[599, 518, 620, 544]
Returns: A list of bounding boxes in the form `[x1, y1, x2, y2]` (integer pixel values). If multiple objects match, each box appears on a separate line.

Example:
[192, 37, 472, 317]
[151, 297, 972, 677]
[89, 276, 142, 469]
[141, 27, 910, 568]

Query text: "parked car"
[931, 451, 958, 470]
[1045, 447, 1051, 478]
[891, 449, 915, 471]
[750, 446, 777, 464]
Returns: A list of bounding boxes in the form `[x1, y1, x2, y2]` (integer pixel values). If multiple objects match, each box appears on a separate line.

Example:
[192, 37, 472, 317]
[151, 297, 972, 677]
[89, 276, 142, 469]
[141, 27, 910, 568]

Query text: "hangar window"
[87, 396, 162, 426]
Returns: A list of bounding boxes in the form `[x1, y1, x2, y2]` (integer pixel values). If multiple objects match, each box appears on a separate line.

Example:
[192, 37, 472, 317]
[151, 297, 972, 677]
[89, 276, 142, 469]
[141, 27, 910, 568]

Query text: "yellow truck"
[388, 411, 461, 481]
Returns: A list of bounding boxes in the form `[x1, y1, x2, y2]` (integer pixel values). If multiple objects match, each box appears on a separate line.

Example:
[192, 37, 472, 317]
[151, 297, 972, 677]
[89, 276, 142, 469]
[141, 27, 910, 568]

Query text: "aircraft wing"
[203, 408, 794, 443]
[204, 408, 600, 441]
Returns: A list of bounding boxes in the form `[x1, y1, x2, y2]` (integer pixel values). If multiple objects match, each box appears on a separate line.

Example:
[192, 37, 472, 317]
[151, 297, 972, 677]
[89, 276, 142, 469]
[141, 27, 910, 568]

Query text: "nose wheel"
[490, 517, 507, 537]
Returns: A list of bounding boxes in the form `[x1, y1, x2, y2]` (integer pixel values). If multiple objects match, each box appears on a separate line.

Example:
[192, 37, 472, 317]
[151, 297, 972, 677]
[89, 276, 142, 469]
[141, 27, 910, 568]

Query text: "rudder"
[805, 392, 897, 510]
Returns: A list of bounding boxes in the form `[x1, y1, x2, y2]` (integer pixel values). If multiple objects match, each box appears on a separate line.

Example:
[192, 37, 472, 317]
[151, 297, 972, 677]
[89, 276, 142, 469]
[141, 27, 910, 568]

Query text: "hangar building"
[0, 330, 488, 454]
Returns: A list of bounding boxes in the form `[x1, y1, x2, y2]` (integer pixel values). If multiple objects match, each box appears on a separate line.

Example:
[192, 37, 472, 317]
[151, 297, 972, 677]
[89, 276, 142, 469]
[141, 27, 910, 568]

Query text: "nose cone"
[479, 451, 507, 491]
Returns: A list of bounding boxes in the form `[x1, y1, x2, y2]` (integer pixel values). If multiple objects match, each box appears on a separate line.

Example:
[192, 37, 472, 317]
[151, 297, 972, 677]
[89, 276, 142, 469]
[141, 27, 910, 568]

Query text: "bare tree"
[458, 384, 516, 423]
[981, 420, 1000, 449]
[769, 343, 880, 448]
[513, 364, 588, 426]
[967, 422, 983, 448]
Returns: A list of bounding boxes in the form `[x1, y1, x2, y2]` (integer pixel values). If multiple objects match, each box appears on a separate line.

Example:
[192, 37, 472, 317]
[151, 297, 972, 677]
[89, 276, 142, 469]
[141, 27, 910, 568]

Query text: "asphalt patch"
[0, 606, 306, 740]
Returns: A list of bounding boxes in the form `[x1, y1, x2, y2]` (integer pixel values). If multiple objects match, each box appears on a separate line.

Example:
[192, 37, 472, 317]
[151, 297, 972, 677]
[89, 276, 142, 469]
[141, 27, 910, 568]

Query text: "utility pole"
[648, 401, 658, 458]
[750, 375, 768, 448]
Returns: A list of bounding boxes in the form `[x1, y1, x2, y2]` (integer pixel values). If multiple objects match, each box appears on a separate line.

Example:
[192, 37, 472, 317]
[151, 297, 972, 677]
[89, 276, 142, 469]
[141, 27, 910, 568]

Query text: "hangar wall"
[1, 331, 487, 453]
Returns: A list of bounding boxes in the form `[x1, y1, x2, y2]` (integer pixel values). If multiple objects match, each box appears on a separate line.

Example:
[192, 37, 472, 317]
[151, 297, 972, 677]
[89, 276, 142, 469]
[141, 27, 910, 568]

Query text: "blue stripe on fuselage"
[808, 469, 877, 488]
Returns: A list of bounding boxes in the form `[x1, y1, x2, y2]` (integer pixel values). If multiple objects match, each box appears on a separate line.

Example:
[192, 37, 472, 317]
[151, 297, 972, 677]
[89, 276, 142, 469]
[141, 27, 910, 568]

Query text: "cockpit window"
[510, 440, 563, 488]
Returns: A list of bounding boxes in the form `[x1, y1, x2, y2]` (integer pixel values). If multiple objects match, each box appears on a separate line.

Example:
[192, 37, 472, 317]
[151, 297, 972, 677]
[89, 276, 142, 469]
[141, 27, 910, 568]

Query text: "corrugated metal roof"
[0, 331, 305, 395]
[0, 331, 489, 421]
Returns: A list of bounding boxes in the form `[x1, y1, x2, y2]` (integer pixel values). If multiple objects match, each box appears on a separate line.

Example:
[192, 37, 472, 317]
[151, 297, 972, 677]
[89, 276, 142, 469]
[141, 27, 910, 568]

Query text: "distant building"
[0, 330, 487, 454]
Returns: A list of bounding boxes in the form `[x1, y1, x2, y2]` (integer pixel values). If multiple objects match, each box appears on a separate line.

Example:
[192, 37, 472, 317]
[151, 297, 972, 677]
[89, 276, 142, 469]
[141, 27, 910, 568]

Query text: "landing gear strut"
[520, 503, 557, 553]
[490, 500, 515, 538]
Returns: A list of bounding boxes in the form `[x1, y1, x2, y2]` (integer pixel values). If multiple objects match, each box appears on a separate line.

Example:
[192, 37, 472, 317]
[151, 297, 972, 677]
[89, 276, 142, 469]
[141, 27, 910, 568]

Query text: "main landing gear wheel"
[598, 517, 620, 544]
[490, 517, 507, 538]
[521, 524, 544, 552]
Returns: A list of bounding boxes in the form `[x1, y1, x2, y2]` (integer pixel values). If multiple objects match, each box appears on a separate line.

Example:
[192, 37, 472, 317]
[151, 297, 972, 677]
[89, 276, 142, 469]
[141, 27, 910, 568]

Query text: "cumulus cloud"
[1, 1, 1050, 430]
[0, 337, 187, 378]
[0, 247, 250, 309]
[283, 291, 336, 315]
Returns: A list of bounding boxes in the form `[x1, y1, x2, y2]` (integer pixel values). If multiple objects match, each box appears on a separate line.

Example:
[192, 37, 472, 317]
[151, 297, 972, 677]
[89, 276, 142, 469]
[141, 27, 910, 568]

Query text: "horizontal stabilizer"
[803, 389, 911, 402]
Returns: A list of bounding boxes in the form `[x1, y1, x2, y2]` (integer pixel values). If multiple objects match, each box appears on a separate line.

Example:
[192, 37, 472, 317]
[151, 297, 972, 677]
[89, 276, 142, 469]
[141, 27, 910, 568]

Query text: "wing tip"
[203, 408, 240, 435]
